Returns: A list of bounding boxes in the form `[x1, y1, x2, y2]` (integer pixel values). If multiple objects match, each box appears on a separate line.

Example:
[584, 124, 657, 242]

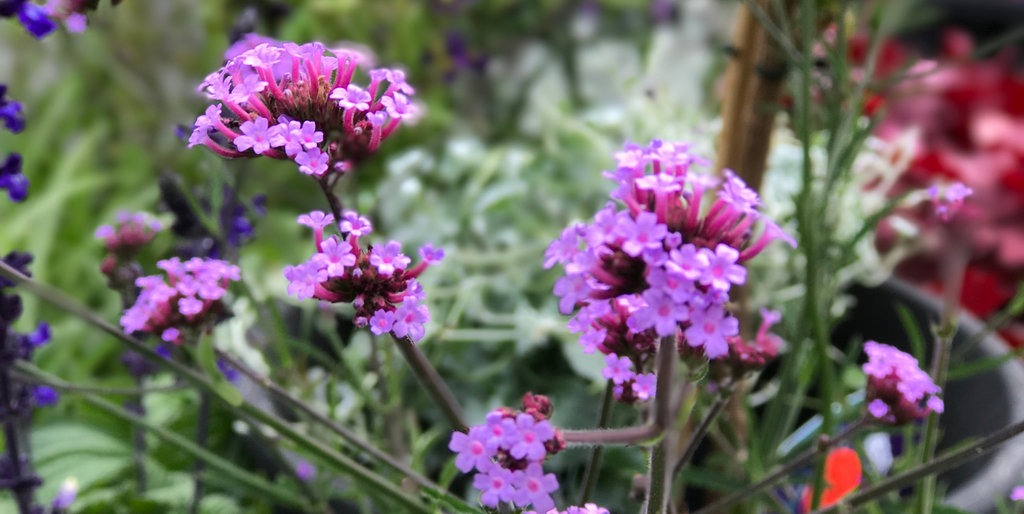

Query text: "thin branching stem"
[810, 415, 1024, 514]
[691, 418, 869, 514]
[579, 380, 615, 504]
[672, 392, 729, 479]
[390, 334, 468, 432]
[215, 351, 438, 489]
[0, 261, 432, 514]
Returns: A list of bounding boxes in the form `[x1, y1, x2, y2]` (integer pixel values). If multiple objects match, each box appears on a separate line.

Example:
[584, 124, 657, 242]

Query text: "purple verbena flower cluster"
[95, 211, 162, 271]
[448, 394, 567, 513]
[927, 181, 973, 222]
[863, 341, 944, 425]
[0, 85, 29, 203]
[120, 257, 240, 345]
[550, 141, 794, 402]
[283, 210, 442, 342]
[189, 36, 417, 177]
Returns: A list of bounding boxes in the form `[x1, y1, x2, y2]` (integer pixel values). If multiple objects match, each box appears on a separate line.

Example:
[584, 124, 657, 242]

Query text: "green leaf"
[196, 335, 243, 406]
[422, 488, 486, 514]
[896, 304, 926, 363]
[437, 458, 459, 491]
[948, 346, 1024, 381]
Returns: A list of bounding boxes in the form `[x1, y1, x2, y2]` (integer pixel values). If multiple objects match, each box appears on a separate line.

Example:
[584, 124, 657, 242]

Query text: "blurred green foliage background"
[0, 0, 733, 512]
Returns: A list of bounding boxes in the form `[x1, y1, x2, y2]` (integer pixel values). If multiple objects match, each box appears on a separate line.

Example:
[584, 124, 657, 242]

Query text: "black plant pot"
[832, 278, 1024, 513]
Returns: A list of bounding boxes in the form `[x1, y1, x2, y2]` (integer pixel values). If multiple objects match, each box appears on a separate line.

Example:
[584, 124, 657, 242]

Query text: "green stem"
[672, 392, 729, 479]
[189, 392, 211, 514]
[645, 441, 669, 514]
[579, 380, 615, 504]
[15, 362, 311, 510]
[390, 334, 467, 432]
[793, 0, 831, 509]
[215, 351, 438, 489]
[915, 246, 967, 514]
[0, 262, 430, 514]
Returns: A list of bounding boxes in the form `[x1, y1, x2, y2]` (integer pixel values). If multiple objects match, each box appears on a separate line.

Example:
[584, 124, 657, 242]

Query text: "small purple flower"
[448, 426, 495, 473]
[217, 358, 239, 383]
[269, 119, 303, 156]
[718, 170, 761, 214]
[602, 354, 635, 385]
[544, 225, 581, 268]
[155, 345, 171, 359]
[0, 153, 29, 202]
[617, 212, 668, 258]
[392, 298, 430, 342]
[284, 260, 327, 300]
[339, 211, 372, 236]
[17, 2, 57, 39]
[94, 225, 115, 239]
[479, 411, 516, 450]
[296, 461, 316, 481]
[294, 121, 324, 150]
[633, 373, 657, 401]
[696, 244, 746, 291]
[585, 203, 621, 247]
[27, 322, 51, 347]
[368, 309, 395, 336]
[631, 289, 689, 337]
[51, 478, 78, 511]
[33, 386, 59, 407]
[229, 74, 268, 103]
[404, 280, 426, 301]
[419, 244, 445, 264]
[684, 305, 738, 359]
[0, 87, 25, 133]
[553, 274, 592, 315]
[189, 104, 222, 148]
[367, 111, 388, 126]
[296, 147, 329, 176]
[473, 464, 516, 508]
[178, 296, 204, 316]
[381, 93, 415, 119]
[1011, 486, 1024, 501]
[297, 211, 335, 229]
[868, 399, 890, 419]
[508, 413, 555, 462]
[161, 327, 180, 343]
[233, 117, 273, 154]
[369, 241, 411, 276]
[330, 84, 372, 111]
[579, 327, 607, 354]
[646, 267, 695, 304]
[567, 300, 610, 333]
[635, 172, 682, 193]
[315, 237, 356, 278]
[512, 463, 559, 513]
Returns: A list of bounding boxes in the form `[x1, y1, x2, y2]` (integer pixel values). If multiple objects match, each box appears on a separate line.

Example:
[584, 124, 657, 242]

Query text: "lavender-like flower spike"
[0, 85, 25, 133]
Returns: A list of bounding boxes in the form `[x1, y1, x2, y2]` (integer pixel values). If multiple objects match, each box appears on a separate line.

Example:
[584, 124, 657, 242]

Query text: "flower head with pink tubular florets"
[188, 37, 418, 176]
[284, 211, 439, 342]
[862, 341, 944, 425]
[120, 257, 239, 344]
[548, 140, 793, 405]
